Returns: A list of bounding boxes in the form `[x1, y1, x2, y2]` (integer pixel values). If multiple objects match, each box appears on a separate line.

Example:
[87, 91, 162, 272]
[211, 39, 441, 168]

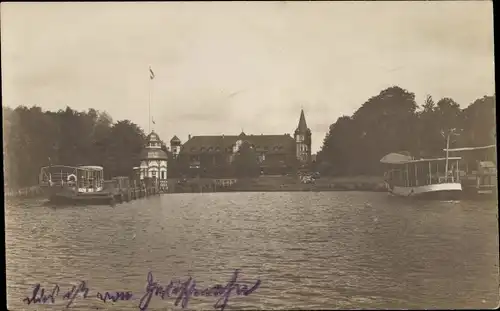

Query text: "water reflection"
[6, 192, 499, 310]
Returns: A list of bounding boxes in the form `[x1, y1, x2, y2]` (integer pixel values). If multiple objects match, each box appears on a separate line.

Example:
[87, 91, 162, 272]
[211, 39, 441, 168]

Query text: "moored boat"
[443, 145, 497, 199]
[380, 153, 462, 199]
[39, 165, 115, 205]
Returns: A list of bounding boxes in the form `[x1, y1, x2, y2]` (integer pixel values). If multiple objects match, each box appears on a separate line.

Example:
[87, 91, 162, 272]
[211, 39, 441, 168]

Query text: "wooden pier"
[5, 176, 167, 204]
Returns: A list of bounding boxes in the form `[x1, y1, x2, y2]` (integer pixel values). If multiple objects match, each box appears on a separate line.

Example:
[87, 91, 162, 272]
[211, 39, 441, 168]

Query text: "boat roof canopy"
[380, 153, 414, 164]
[77, 165, 104, 171]
[402, 157, 461, 164]
[443, 145, 496, 152]
[41, 165, 103, 171]
[41, 165, 76, 170]
[381, 153, 461, 165]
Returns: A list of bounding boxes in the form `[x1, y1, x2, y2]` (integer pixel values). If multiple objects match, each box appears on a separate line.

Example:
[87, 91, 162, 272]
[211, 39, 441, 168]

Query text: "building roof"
[146, 131, 161, 143]
[296, 109, 309, 133]
[170, 135, 181, 143]
[180, 134, 295, 155]
[140, 148, 168, 160]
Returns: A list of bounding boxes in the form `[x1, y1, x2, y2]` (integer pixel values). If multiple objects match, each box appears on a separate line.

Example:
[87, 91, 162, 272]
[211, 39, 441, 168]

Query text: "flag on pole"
[149, 66, 155, 80]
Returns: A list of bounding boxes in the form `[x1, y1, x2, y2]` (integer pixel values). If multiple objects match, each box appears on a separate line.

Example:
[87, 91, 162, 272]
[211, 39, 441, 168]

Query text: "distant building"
[170, 109, 312, 176]
[139, 130, 168, 189]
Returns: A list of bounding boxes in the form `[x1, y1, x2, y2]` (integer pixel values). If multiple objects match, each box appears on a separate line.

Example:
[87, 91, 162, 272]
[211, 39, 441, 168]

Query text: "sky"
[1, 1, 495, 153]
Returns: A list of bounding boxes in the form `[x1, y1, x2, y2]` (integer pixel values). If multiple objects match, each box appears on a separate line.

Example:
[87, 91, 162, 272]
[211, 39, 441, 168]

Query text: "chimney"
[188, 134, 191, 140]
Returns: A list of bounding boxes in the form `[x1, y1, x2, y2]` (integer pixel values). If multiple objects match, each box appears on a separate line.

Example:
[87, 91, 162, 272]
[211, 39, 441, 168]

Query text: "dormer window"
[208, 147, 213, 152]
[201, 147, 206, 152]
[215, 147, 220, 152]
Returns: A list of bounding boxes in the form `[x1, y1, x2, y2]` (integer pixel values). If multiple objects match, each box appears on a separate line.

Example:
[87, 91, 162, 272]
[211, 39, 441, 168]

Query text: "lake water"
[6, 192, 499, 310]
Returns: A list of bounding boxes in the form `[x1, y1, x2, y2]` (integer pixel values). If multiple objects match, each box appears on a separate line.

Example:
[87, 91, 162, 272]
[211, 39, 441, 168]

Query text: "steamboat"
[39, 165, 115, 204]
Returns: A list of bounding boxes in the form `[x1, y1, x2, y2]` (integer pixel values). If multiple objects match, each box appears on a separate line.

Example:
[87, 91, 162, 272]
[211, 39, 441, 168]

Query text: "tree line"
[316, 86, 496, 176]
[2, 105, 270, 189]
[3, 106, 151, 190]
[3, 86, 495, 189]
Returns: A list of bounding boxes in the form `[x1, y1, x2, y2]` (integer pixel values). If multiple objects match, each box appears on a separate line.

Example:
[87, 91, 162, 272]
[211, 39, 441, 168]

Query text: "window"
[161, 171, 165, 179]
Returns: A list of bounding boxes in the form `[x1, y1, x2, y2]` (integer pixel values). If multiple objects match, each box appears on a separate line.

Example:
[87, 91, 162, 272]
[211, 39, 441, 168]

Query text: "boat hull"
[389, 183, 462, 200]
[42, 185, 114, 205]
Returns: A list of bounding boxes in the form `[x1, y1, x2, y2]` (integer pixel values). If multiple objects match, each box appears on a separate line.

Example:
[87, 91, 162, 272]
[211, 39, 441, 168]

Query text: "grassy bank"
[168, 175, 387, 193]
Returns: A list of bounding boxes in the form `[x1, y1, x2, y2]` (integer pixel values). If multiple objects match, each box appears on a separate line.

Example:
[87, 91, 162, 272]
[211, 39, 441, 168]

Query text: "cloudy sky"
[1, 1, 494, 153]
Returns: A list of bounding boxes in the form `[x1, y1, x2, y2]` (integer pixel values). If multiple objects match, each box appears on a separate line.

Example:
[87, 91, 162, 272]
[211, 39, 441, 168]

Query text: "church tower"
[294, 109, 312, 164]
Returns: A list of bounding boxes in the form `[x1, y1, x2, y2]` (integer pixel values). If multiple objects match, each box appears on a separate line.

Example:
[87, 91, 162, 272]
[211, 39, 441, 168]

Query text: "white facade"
[139, 159, 167, 180]
[139, 131, 168, 189]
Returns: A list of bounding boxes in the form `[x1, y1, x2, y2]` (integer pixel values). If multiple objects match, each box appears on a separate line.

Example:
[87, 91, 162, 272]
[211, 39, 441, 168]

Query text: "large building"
[170, 109, 312, 176]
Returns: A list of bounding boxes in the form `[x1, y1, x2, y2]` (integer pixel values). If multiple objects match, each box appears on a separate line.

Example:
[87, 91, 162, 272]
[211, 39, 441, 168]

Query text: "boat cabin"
[381, 153, 461, 188]
[39, 165, 104, 193]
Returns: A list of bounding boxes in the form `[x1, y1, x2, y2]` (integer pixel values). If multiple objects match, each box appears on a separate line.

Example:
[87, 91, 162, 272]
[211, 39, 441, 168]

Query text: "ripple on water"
[5, 193, 500, 310]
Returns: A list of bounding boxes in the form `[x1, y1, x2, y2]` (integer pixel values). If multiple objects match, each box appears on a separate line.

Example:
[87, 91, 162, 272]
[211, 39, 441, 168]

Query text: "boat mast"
[445, 132, 450, 182]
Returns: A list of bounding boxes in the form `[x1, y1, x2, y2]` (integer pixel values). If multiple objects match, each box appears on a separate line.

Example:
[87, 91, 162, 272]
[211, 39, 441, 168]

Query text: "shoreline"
[168, 176, 387, 193]
[5, 176, 388, 198]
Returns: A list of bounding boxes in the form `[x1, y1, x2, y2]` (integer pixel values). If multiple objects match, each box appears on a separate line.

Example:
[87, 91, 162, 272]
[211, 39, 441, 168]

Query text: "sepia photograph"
[2, 1, 498, 310]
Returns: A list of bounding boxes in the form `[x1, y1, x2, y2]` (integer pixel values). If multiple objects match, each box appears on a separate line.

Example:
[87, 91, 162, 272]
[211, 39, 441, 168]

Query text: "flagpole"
[149, 66, 152, 133]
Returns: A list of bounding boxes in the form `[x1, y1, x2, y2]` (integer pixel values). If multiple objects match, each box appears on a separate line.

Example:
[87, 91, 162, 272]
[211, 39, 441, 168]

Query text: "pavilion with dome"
[136, 130, 168, 191]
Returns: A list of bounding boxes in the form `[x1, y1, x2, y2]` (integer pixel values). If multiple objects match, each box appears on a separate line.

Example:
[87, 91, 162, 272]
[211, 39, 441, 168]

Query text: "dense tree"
[3, 106, 146, 189]
[318, 86, 496, 176]
[460, 95, 496, 147]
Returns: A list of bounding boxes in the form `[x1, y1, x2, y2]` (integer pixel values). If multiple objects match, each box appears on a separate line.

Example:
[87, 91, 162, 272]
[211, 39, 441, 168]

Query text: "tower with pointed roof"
[139, 130, 168, 189]
[170, 135, 181, 159]
[294, 109, 312, 164]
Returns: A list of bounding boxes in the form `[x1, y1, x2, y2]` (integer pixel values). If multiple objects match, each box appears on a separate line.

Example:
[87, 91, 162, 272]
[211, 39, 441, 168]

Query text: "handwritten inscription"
[22, 269, 261, 311]
[139, 269, 261, 311]
[62, 281, 90, 307]
[23, 283, 60, 305]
